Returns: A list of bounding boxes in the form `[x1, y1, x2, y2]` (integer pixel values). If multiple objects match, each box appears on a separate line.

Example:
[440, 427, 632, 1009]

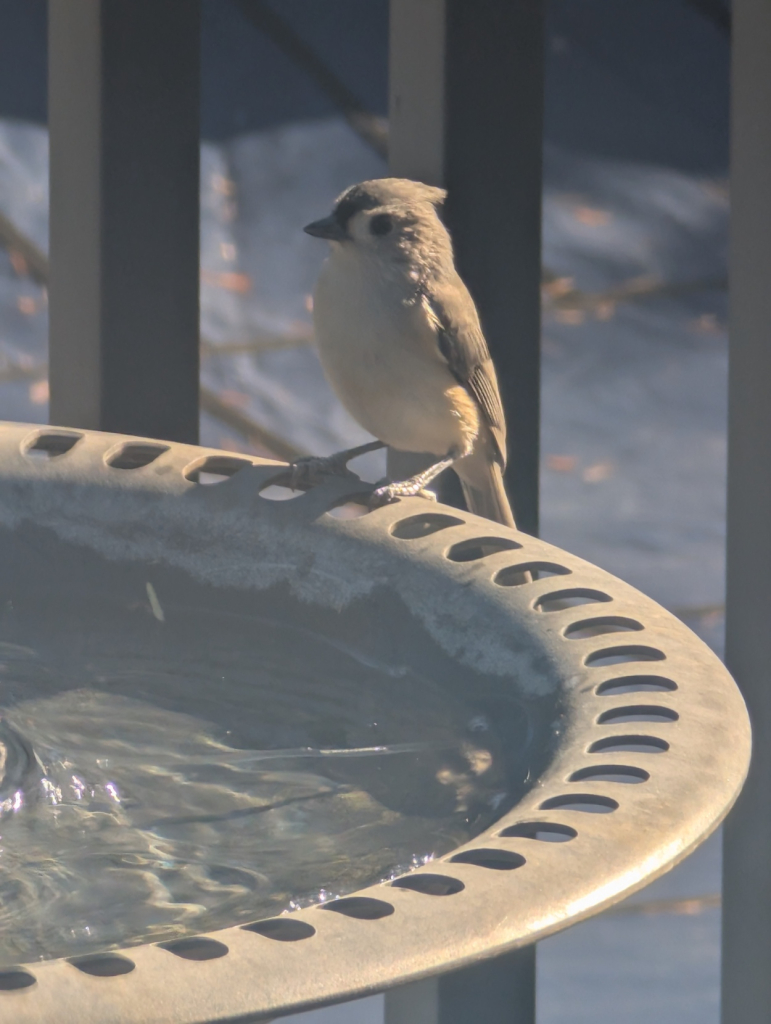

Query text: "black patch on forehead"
[334, 186, 380, 229]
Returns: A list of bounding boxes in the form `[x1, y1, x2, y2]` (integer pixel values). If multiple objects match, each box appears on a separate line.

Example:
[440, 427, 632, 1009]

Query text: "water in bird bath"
[0, 556, 548, 966]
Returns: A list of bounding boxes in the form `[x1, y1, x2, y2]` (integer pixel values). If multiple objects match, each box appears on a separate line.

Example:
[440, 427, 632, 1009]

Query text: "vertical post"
[388, 0, 542, 535]
[722, 1, 771, 1021]
[444, 0, 543, 535]
[48, 0, 201, 444]
[386, 1, 543, 1021]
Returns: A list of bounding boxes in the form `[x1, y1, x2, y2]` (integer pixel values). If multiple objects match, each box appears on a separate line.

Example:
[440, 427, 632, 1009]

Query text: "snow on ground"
[0, 115, 728, 1022]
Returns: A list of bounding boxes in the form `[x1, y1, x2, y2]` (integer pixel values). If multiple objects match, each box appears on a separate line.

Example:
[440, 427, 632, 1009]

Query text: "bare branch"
[200, 386, 304, 462]
[0, 208, 306, 462]
[604, 893, 721, 917]
[0, 212, 49, 287]
[0, 358, 46, 384]
[543, 272, 727, 315]
[201, 333, 312, 358]
[235, 0, 388, 160]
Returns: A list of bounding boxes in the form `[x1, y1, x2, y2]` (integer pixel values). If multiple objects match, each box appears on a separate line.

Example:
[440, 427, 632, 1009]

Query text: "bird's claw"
[369, 479, 438, 509]
[288, 454, 357, 491]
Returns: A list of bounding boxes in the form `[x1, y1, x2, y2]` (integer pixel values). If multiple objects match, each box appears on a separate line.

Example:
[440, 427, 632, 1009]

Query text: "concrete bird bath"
[0, 422, 749, 1024]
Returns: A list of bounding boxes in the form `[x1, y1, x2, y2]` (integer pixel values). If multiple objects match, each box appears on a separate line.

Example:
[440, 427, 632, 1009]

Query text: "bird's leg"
[370, 449, 459, 508]
[289, 440, 386, 490]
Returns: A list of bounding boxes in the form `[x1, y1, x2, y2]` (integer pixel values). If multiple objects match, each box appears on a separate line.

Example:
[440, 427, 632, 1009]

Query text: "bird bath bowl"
[0, 422, 749, 1024]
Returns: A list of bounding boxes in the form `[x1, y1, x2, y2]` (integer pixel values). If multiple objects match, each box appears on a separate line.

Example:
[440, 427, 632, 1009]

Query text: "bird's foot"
[288, 440, 387, 491]
[369, 449, 457, 509]
[288, 453, 357, 491]
[369, 477, 438, 509]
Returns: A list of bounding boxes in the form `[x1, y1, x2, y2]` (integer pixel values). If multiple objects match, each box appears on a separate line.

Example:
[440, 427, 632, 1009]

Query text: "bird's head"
[303, 178, 451, 269]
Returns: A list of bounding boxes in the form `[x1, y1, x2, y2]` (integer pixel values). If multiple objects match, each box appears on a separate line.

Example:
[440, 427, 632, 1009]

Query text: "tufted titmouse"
[299, 177, 516, 528]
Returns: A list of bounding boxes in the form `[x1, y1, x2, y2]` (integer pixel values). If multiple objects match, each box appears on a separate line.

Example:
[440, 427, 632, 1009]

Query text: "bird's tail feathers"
[454, 450, 516, 529]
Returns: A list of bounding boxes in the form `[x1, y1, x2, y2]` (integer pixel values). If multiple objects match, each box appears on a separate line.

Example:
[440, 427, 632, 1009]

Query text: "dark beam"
[438, 951, 536, 1024]
[444, 0, 543, 536]
[722, 0, 771, 1021]
[386, 0, 543, 1020]
[683, 0, 731, 36]
[48, 0, 200, 443]
[235, 0, 387, 159]
[389, 0, 543, 535]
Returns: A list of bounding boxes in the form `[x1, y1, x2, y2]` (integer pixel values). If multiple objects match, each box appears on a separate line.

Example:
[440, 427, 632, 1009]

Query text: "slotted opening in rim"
[540, 794, 619, 814]
[326, 495, 371, 519]
[0, 969, 35, 990]
[184, 455, 253, 485]
[22, 430, 83, 459]
[585, 646, 666, 667]
[446, 537, 522, 563]
[596, 676, 678, 695]
[498, 822, 577, 842]
[391, 874, 465, 896]
[106, 443, 170, 470]
[565, 617, 645, 640]
[450, 848, 526, 870]
[159, 937, 229, 960]
[535, 589, 613, 612]
[391, 513, 465, 539]
[243, 918, 316, 942]
[569, 765, 650, 784]
[68, 954, 135, 977]
[597, 705, 679, 724]
[494, 562, 572, 586]
[321, 897, 394, 920]
[259, 483, 302, 500]
[589, 735, 670, 754]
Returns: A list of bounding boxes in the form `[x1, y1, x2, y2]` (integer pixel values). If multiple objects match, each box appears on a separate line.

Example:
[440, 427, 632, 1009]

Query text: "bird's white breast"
[312, 249, 470, 456]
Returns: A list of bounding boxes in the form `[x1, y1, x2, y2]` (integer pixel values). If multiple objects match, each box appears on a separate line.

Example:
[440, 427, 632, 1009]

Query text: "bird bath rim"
[0, 422, 750, 1024]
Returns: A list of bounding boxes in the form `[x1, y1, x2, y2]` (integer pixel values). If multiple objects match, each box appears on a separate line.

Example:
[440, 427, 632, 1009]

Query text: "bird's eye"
[370, 214, 393, 236]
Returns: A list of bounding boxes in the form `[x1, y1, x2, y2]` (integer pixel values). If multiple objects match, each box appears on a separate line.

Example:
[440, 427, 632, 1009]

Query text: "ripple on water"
[0, 564, 545, 966]
[0, 680, 528, 964]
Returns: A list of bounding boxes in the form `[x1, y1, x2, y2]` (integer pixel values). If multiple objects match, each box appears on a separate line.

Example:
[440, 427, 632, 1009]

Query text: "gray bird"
[299, 177, 516, 528]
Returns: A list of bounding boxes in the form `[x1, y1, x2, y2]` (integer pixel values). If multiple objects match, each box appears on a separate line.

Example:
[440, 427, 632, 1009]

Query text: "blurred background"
[0, 1, 730, 1020]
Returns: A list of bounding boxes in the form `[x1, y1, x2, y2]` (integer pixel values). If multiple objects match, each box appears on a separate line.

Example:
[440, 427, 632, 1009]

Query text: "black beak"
[303, 215, 348, 241]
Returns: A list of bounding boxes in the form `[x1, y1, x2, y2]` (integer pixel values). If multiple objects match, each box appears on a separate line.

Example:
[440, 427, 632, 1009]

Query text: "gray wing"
[427, 278, 508, 468]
